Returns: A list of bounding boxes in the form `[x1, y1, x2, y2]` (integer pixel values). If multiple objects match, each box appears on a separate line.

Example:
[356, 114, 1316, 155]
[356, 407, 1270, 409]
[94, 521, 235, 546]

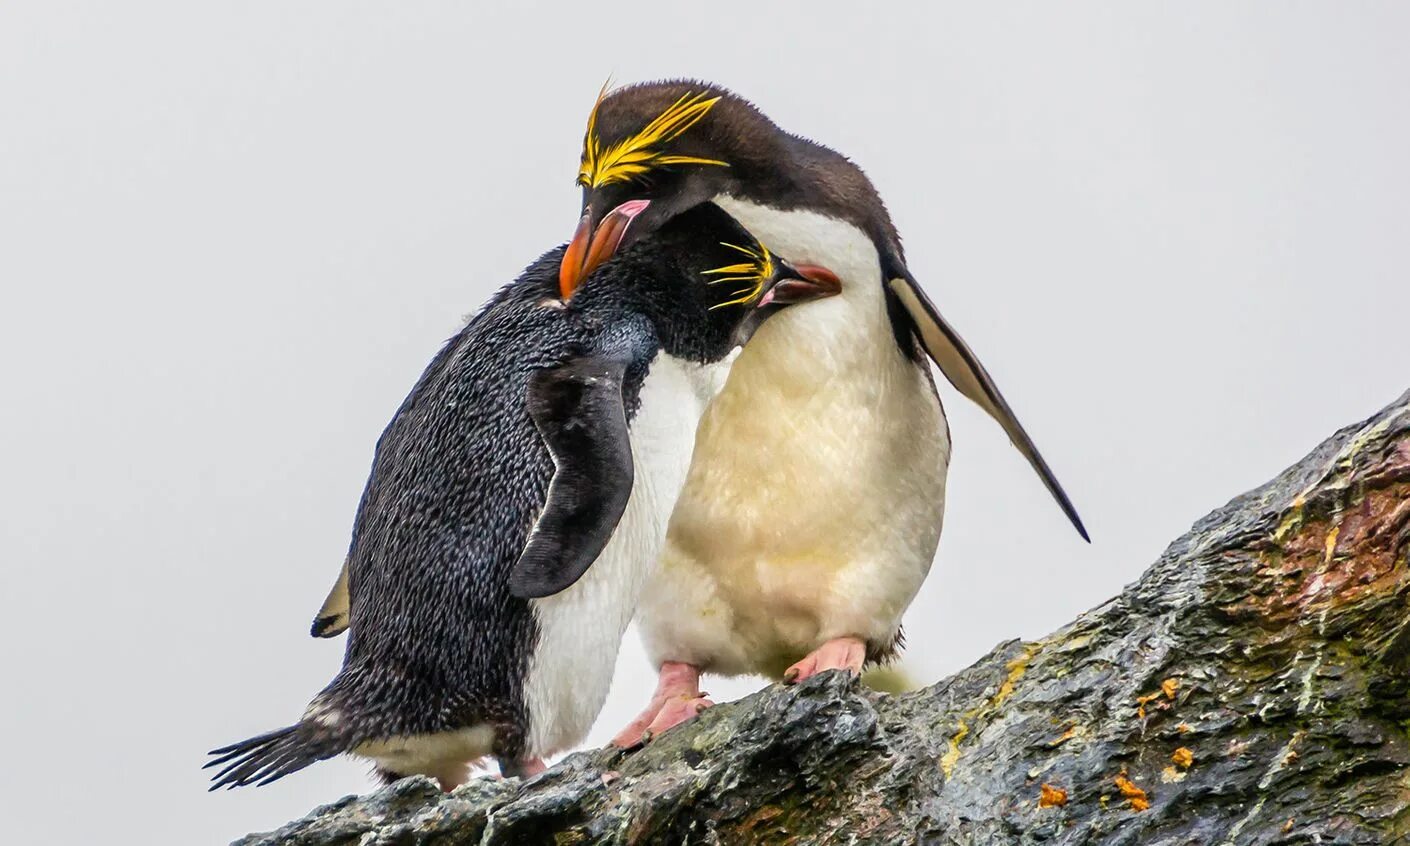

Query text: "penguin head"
[558, 80, 900, 299]
[584, 202, 840, 362]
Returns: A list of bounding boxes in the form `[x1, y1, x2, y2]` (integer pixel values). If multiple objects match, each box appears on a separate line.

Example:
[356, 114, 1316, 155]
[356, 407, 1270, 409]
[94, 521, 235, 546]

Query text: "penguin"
[550, 81, 1089, 744]
[205, 202, 841, 790]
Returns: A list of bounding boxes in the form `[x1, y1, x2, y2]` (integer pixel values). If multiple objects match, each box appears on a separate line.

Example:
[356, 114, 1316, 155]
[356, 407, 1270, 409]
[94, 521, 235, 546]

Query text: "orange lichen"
[1113, 774, 1150, 812]
[1176, 722, 1193, 734]
[1171, 747, 1194, 768]
[1038, 784, 1068, 808]
[1137, 677, 1182, 719]
[1048, 725, 1078, 747]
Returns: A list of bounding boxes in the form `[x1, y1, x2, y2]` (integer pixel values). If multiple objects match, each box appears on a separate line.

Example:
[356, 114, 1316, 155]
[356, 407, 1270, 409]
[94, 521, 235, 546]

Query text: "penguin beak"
[558, 199, 651, 299]
[758, 263, 842, 307]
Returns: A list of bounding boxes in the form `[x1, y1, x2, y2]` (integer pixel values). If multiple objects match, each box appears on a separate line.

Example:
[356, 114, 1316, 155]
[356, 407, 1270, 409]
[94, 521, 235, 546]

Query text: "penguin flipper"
[310, 558, 351, 638]
[510, 354, 635, 599]
[886, 272, 1089, 541]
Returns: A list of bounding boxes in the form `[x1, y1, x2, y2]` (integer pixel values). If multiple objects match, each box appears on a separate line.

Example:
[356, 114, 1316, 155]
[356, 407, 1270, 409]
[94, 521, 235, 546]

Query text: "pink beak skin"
[757, 263, 843, 307]
[558, 199, 652, 299]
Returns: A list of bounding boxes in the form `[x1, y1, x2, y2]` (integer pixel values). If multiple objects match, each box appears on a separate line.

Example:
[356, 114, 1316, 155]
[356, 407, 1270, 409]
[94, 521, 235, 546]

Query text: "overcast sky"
[3, 3, 1408, 842]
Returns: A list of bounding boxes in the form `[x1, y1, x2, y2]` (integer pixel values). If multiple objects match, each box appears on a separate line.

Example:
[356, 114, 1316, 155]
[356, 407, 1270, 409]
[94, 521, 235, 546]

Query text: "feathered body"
[208, 206, 824, 789]
[641, 199, 949, 676]
[557, 81, 1085, 744]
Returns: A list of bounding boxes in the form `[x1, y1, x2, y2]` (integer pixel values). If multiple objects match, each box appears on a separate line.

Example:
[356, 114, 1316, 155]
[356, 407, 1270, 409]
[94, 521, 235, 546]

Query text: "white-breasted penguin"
[206, 203, 840, 791]
[552, 82, 1089, 744]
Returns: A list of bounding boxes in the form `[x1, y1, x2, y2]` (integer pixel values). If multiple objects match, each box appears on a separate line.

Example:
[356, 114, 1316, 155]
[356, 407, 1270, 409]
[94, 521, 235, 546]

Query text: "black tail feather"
[205, 723, 340, 790]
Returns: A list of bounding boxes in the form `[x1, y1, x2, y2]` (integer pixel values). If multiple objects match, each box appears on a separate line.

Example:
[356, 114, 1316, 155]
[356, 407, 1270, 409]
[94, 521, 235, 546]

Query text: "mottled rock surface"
[236, 390, 1410, 845]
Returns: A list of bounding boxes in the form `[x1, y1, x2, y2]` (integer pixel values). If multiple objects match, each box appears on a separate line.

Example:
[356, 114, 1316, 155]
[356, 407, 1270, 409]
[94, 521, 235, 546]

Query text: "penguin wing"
[887, 272, 1089, 541]
[510, 354, 635, 599]
[310, 559, 350, 638]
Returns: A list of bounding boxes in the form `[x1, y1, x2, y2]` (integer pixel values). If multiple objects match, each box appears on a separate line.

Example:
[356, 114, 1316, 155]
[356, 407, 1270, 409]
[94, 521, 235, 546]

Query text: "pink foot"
[428, 761, 472, 792]
[645, 694, 713, 738]
[611, 661, 714, 748]
[498, 757, 547, 779]
[783, 636, 867, 684]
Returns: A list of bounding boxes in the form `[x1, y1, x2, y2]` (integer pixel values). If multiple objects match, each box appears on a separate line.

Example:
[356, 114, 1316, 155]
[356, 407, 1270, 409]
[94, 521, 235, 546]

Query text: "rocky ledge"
[237, 389, 1410, 845]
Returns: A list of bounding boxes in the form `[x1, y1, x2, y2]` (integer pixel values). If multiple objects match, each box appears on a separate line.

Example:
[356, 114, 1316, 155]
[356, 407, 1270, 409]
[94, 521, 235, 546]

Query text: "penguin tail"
[205, 721, 345, 790]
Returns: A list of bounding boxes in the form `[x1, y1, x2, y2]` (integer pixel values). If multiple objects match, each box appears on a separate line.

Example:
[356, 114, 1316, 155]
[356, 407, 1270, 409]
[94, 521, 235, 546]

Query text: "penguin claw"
[783, 636, 867, 685]
[645, 695, 713, 738]
[612, 661, 706, 748]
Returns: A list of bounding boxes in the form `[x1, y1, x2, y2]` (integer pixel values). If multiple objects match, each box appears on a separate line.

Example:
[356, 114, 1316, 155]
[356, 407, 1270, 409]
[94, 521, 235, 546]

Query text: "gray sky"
[3, 3, 1407, 842]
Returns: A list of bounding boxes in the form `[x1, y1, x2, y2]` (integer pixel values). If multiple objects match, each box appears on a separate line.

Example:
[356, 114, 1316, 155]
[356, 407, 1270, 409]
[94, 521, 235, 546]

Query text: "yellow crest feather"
[704, 242, 775, 309]
[578, 88, 729, 189]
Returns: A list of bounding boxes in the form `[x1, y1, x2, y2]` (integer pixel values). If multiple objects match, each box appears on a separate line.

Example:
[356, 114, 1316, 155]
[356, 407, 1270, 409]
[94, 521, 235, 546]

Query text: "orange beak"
[758, 263, 843, 306]
[558, 199, 651, 299]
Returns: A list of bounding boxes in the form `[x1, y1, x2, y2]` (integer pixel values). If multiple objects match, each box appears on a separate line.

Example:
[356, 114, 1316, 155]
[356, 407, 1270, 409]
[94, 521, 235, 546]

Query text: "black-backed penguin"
[553, 81, 1088, 745]
[206, 203, 840, 791]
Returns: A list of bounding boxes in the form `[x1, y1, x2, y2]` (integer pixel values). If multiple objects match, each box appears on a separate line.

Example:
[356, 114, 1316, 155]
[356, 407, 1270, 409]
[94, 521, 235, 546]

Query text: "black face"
[575, 203, 840, 363]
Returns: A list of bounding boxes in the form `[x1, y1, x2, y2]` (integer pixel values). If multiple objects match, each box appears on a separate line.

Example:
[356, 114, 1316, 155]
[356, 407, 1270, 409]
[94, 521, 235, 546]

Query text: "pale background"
[2, 3, 1407, 842]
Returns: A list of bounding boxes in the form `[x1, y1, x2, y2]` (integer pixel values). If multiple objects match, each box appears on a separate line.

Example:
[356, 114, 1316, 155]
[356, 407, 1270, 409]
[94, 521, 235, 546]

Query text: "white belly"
[353, 726, 496, 785]
[638, 199, 951, 677]
[520, 352, 723, 756]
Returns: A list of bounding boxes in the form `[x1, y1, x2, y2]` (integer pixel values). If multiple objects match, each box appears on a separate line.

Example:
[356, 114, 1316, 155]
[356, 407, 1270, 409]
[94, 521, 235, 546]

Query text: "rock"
[235, 389, 1410, 845]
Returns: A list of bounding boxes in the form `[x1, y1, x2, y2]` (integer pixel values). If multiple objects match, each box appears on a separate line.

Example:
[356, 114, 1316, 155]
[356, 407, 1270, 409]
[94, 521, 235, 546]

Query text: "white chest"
[520, 352, 723, 755]
[638, 198, 952, 674]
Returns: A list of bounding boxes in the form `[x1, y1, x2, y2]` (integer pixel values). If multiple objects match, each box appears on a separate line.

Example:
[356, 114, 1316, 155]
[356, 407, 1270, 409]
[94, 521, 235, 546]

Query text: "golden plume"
[578, 87, 729, 189]
[703, 242, 775, 309]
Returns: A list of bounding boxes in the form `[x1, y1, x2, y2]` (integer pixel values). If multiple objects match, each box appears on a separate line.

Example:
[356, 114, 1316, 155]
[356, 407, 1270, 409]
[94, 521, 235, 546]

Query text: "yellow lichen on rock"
[1322, 525, 1340, 569]
[940, 643, 1042, 778]
[939, 720, 968, 779]
[993, 644, 1039, 708]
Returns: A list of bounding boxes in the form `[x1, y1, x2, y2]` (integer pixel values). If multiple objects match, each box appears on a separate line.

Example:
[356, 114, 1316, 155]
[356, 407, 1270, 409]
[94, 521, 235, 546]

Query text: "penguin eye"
[701, 242, 773, 310]
[578, 89, 730, 189]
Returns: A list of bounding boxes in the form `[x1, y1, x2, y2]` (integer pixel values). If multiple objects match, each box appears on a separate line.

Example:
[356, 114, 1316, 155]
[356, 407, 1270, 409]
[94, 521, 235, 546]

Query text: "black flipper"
[509, 355, 635, 599]
[310, 559, 350, 638]
[886, 271, 1089, 541]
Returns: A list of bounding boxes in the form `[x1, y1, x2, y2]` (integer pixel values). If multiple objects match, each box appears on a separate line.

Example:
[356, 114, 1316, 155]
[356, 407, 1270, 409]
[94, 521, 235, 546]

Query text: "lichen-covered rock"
[236, 390, 1410, 845]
